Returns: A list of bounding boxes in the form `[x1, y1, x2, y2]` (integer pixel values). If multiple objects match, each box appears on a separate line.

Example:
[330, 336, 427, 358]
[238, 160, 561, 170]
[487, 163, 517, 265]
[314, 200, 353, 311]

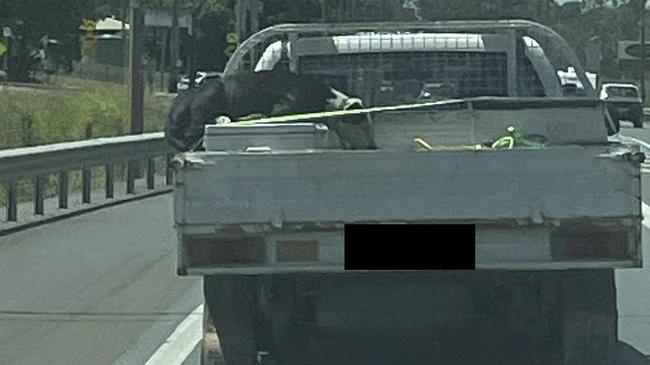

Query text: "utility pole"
[2, 27, 10, 85]
[250, 0, 260, 65]
[170, 0, 180, 89]
[129, 0, 145, 134]
[123, 0, 129, 82]
[188, 2, 197, 88]
[235, 0, 242, 45]
[235, 0, 260, 70]
[127, 0, 145, 187]
[641, 0, 647, 103]
[160, 27, 168, 91]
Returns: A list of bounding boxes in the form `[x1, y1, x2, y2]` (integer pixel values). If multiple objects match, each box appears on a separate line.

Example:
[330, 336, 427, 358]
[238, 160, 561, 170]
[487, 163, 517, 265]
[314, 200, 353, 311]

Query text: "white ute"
[172, 21, 644, 365]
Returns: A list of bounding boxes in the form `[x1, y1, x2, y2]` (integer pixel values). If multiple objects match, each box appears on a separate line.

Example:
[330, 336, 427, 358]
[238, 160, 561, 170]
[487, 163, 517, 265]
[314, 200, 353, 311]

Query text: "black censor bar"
[344, 224, 476, 270]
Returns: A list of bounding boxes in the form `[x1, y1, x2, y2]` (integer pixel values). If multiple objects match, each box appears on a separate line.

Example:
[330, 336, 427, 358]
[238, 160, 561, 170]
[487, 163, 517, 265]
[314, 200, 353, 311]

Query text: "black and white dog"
[164, 68, 376, 152]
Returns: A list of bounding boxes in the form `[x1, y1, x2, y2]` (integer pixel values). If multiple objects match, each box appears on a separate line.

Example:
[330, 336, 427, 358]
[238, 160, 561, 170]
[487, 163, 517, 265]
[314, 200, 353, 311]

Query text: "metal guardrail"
[0, 132, 173, 223]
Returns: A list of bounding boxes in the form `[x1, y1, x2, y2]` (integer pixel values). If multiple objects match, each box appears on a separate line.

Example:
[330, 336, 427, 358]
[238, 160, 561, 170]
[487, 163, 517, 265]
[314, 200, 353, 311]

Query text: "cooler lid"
[204, 122, 329, 136]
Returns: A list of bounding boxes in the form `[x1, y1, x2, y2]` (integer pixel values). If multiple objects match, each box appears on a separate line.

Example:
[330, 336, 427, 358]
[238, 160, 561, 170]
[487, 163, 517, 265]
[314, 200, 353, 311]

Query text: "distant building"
[79, 11, 192, 69]
[79, 17, 130, 67]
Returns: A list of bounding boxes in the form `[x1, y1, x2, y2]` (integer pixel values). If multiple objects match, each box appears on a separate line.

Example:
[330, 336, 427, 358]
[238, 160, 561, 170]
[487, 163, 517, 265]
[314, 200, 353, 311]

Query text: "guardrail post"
[82, 167, 92, 204]
[58, 172, 68, 209]
[147, 158, 155, 190]
[35, 176, 45, 215]
[7, 181, 17, 222]
[105, 164, 114, 199]
[127, 160, 136, 194]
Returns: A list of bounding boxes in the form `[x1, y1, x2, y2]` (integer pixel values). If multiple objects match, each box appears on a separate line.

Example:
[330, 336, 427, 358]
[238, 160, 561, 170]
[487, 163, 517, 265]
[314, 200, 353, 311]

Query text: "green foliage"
[0, 77, 172, 150]
[0, 0, 646, 83]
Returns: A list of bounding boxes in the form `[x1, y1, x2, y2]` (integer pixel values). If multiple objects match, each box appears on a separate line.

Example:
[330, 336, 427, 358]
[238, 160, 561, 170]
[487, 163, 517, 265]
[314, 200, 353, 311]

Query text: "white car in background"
[599, 83, 643, 129]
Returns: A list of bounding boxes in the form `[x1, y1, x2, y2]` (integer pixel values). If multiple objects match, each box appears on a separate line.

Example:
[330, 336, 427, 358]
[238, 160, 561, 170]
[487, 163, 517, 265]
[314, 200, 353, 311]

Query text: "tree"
[1, 0, 91, 80]
[1, 0, 639, 81]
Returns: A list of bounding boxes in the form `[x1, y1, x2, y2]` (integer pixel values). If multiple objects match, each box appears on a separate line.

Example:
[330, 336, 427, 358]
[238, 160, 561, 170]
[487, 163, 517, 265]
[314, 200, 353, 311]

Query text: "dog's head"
[324, 88, 377, 150]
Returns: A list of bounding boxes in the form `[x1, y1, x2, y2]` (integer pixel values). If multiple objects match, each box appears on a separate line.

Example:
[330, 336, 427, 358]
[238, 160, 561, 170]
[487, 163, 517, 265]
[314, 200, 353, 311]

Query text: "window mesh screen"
[298, 51, 509, 106]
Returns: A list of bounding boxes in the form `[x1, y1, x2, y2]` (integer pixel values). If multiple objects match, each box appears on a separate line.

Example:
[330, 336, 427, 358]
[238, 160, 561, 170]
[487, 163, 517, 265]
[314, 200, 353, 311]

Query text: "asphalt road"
[0, 195, 201, 365]
[1, 123, 650, 365]
[616, 123, 650, 357]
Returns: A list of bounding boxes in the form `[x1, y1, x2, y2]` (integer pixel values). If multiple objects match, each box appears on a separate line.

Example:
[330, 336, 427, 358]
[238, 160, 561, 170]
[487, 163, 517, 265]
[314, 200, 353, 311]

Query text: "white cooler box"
[203, 123, 330, 152]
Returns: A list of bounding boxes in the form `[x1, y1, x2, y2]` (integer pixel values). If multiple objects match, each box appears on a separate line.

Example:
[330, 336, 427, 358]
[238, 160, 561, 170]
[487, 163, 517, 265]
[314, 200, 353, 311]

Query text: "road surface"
[616, 122, 650, 357]
[1, 122, 650, 365]
[0, 195, 202, 365]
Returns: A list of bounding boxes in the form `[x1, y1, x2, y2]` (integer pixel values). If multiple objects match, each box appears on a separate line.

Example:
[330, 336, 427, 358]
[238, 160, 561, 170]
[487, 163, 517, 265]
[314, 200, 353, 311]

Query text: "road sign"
[226, 32, 238, 44]
[225, 32, 238, 57]
[618, 40, 650, 60]
[0, 42, 6, 57]
[79, 19, 96, 32]
[224, 44, 236, 57]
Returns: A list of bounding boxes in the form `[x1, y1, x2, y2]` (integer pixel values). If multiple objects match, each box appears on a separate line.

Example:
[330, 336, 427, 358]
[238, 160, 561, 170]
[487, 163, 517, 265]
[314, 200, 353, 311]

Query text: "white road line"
[621, 136, 650, 153]
[144, 304, 203, 365]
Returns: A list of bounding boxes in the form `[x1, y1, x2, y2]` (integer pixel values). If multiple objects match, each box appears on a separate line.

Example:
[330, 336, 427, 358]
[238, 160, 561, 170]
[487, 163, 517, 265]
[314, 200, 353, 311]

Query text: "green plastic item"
[490, 125, 545, 149]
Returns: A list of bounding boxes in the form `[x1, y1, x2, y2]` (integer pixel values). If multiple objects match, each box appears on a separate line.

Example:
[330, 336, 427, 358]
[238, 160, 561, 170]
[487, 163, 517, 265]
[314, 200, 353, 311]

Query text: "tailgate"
[174, 146, 643, 274]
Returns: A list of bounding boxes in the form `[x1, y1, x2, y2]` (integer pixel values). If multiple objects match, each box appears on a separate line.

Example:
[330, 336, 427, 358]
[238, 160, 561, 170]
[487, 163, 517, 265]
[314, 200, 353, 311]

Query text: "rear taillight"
[185, 235, 266, 266]
[276, 240, 319, 262]
[550, 225, 636, 260]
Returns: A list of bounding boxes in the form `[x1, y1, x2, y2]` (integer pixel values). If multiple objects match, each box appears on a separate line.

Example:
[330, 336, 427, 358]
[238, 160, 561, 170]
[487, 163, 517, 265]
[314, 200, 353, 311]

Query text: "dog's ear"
[215, 116, 232, 124]
[343, 97, 364, 110]
[326, 88, 349, 110]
